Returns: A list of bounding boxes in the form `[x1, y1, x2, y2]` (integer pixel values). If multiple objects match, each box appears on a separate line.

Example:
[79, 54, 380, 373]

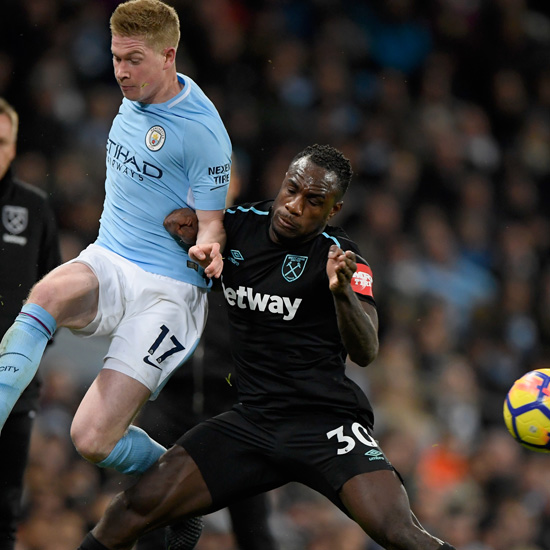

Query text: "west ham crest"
[282, 254, 308, 282]
[2, 205, 28, 234]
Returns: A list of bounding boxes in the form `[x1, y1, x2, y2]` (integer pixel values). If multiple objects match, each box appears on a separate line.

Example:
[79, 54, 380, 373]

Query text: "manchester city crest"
[145, 125, 166, 151]
[2, 205, 28, 234]
[282, 254, 308, 282]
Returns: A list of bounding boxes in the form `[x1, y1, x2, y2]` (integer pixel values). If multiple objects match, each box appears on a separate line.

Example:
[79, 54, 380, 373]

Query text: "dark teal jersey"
[222, 200, 376, 418]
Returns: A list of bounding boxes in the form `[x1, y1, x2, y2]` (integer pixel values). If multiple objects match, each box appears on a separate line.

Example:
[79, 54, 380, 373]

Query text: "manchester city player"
[0, 0, 229, 517]
[76, 145, 457, 550]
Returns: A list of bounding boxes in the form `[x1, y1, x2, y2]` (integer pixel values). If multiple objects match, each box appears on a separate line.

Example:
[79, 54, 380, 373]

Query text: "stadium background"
[1, 0, 550, 548]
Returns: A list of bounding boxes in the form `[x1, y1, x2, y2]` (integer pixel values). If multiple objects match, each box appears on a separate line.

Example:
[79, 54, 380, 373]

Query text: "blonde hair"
[110, 0, 180, 54]
[0, 97, 18, 143]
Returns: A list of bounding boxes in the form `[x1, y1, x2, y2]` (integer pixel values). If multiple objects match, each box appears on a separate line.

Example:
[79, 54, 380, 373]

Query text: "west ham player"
[77, 144, 456, 550]
[0, 0, 229, 501]
[0, 97, 61, 550]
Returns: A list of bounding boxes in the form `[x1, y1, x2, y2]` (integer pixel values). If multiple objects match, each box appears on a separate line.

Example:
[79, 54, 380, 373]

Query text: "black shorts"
[176, 404, 395, 515]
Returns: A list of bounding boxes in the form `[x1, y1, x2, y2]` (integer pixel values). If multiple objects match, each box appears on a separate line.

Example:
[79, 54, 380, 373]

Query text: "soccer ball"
[503, 368, 550, 453]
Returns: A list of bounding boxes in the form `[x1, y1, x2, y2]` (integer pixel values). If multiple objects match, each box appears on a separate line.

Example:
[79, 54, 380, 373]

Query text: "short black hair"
[291, 144, 353, 198]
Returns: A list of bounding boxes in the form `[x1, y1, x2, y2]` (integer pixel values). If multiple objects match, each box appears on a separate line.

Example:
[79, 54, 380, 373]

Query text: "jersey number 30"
[326, 423, 378, 455]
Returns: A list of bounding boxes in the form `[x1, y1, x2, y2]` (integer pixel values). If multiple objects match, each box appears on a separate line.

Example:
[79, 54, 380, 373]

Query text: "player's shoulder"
[224, 200, 272, 235]
[321, 225, 355, 248]
[173, 75, 220, 116]
[180, 74, 213, 105]
[225, 200, 272, 218]
[320, 225, 369, 265]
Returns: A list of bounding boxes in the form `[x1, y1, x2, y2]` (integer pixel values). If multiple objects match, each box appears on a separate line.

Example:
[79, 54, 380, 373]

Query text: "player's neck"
[148, 73, 183, 104]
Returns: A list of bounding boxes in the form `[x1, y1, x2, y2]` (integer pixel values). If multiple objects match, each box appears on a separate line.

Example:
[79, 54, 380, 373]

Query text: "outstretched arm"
[164, 208, 226, 279]
[191, 209, 226, 279]
[326, 245, 379, 367]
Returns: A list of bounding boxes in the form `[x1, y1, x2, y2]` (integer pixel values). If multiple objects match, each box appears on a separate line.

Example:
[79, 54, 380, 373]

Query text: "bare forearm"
[333, 290, 379, 367]
[326, 245, 379, 366]
[191, 209, 226, 278]
[195, 209, 226, 251]
[196, 218, 226, 250]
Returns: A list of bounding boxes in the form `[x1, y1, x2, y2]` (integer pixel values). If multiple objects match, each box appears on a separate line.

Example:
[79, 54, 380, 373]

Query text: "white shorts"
[69, 244, 208, 399]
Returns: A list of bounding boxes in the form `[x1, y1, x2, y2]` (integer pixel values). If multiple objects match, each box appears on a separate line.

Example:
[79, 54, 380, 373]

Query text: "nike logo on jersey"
[222, 283, 302, 321]
[209, 182, 229, 192]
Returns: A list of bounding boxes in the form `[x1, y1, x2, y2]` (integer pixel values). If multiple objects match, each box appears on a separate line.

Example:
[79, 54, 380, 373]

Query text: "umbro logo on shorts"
[365, 449, 385, 461]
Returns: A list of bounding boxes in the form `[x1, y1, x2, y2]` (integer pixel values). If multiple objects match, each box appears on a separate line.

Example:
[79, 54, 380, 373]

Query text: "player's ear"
[328, 201, 343, 220]
[163, 47, 177, 66]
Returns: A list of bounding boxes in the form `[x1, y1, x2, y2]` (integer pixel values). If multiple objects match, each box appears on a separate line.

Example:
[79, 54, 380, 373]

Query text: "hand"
[164, 208, 198, 245]
[189, 242, 223, 278]
[326, 245, 357, 294]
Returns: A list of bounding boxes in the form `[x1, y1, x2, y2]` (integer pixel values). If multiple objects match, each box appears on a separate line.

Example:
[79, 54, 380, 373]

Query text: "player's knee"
[380, 520, 434, 550]
[385, 525, 412, 549]
[27, 278, 58, 311]
[70, 421, 111, 463]
[100, 491, 151, 544]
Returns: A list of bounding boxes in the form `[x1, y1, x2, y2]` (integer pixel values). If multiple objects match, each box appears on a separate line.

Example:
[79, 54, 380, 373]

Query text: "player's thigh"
[28, 261, 99, 328]
[288, 410, 394, 506]
[69, 244, 208, 399]
[107, 284, 207, 399]
[339, 469, 414, 535]
[71, 368, 151, 455]
[339, 470, 444, 549]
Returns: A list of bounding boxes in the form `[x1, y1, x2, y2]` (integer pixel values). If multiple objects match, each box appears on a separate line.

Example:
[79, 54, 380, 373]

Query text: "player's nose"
[114, 62, 129, 81]
[286, 195, 303, 216]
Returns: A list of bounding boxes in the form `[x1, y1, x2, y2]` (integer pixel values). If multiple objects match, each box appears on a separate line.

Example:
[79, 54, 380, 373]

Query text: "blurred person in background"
[77, 144, 456, 550]
[0, 1, 231, 547]
[0, 96, 61, 550]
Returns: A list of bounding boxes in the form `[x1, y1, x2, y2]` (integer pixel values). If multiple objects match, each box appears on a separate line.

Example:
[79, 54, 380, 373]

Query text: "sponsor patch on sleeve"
[351, 263, 374, 297]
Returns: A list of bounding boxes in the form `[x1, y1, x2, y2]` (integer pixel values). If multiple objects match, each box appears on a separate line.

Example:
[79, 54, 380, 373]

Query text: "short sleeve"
[183, 120, 232, 211]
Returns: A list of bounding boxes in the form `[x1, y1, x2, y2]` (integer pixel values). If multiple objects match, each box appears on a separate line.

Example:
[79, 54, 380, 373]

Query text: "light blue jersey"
[95, 73, 231, 287]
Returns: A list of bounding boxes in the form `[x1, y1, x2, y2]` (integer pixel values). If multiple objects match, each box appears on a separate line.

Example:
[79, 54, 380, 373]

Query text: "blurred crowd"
[1, 0, 550, 549]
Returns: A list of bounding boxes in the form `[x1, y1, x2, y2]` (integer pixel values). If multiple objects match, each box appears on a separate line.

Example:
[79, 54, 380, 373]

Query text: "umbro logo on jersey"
[282, 254, 308, 282]
[222, 282, 302, 321]
[228, 249, 244, 266]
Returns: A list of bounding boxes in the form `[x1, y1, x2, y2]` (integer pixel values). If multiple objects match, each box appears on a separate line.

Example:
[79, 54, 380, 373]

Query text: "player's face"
[111, 35, 172, 104]
[0, 114, 16, 181]
[269, 157, 343, 244]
